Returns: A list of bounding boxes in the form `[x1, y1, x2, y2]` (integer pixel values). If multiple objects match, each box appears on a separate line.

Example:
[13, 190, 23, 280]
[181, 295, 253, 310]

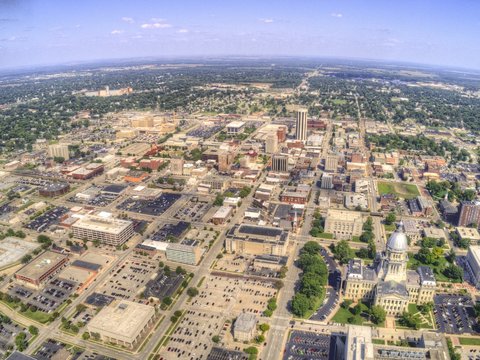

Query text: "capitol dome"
[386, 222, 408, 252]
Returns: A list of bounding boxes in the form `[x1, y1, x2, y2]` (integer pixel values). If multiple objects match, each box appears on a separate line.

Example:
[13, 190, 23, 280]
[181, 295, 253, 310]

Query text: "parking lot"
[174, 198, 211, 222]
[192, 274, 277, 316]
[68, 185, 123, 207]
[163, 309, 225, 360]
[283, 331, 331, 360]
[25, 206, 69, 232]
[97, 252, 159, 301]
[434, 294, 480, 334]
[150, 221, 190, 242]
[0, 321, 30, 354]
[143, 269, 184, 300]
[9, 278, 75, 313]
[187, 124, 224, 139]
[117, 193, 181, 216]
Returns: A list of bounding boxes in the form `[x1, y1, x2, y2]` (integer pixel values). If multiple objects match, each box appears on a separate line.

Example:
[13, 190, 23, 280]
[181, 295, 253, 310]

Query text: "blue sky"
[1, 0, 479, 70]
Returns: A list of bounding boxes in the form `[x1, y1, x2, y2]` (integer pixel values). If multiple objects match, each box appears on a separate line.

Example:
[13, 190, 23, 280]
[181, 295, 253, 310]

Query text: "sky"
[1, 0, 480, 70]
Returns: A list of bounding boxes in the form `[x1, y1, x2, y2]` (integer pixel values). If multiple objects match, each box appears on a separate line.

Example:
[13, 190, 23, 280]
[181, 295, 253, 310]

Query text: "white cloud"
[331, 13, 343, 18]
[177, 28, 189, 33]
[122, 17, 135, 24]
[260, 18, 274, 23]
[150, 18, 166, 22]
[111, 29, 124, 35]
[141, 22, 172, 29]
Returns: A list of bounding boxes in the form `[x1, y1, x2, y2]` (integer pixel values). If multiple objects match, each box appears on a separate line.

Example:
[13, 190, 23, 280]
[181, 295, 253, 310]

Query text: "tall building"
[72, 215, 134, 246]
[271, 154, 288, 172]
[170, 158, 184, 175]
[344, 223, 436, 316]
[48, 144, 70, 160]
[295, 108, 308, 141]
[320, 173, 334, 189]
[265, 133, 278, 154]
[466, 246, 480, 288]
[218, 151, 233, 172]
[458, 201, 480, 227]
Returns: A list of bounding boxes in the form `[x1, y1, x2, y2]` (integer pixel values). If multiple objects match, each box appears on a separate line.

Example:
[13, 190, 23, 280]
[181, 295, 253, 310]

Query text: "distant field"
[377, 181, 420, 200]
[332, 99, 347, 105]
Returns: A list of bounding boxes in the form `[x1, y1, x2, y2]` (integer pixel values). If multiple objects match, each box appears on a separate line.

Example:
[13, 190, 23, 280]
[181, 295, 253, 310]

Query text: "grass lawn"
[351, 236, 362, 242]
[407, 254, 458, 283]
[21, 309, 51, 324]
[316, 233, 334, 239]
[372, 339, 386, 345]
[331, 307, 352, 324]
[332, 99, 347, 105]
[396, 303, 434, 330]
[384, 223, 396, 232]
[377, 181, 420, 200]
[459, 337, 480, 346]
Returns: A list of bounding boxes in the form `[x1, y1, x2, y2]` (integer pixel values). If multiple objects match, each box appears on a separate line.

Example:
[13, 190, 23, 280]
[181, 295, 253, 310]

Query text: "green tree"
[385, 212, 396, 225]
[187, 287, 199, 297]
[28, 325, 38, 336]
[370, 305, 386, 324]
[331, 240, 353, 265]
[291, 293, 312, 317]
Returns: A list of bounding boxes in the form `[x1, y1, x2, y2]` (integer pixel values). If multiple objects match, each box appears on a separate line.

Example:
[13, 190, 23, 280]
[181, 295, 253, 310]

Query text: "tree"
[300, 273, 324, 298]
[28, 325, 38, 336]
[370, 305, 386, 325]
[302, 241, 321, 255]
[385, 212, 396, 225]
[291, 293, 312, 317]
[352, 303, 363, 315]
[82, 332, 90, 340]
[187, 287, 199, 297]
[332, 240, 353, 265]
[341, 299, 353, 309]
[255, 334, 265, 344]
[212, 335, 221, 343]
[259, 323, 270, 332]
[15, 332, 27, 351]
[443, 264, 463, 281]
[162, 296, 173, 306]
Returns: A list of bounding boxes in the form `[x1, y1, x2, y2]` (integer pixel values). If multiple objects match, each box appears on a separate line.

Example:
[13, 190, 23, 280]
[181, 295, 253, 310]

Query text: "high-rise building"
[271, 154, 288, 172]
[321, 173, 334, 189]
[295, 108, 308, 141]
[48, 144, 70, 160]
[458, 201, 480, 227]
[72, 215, 134, 246]
[265, 133, 278, 154]
[218, 151, 233, 172]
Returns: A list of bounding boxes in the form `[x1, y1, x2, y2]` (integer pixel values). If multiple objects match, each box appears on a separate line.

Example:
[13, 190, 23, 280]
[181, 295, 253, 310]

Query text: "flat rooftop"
[16, 251, 68, 281]
[72, 215, 132, 235]
[87, 300, 155, 343]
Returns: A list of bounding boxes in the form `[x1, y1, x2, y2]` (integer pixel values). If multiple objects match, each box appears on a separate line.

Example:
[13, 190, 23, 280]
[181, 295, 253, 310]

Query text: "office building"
[466, 246, 480, 288]
[324, 209, 364, 239]
[72, 215, 134, 246]
[170, 158, 184, 175]
[265, 133, 278, 154]
[295, 108, 308, 141]
[344, 223, 436, 315]
[87, 300, 156, 349]
[321, 173, 334, 189]
[48, 144, 70, 160]
[325, 155, 338, 172]
[458, 201, 480, 227]
[225, 224, 289, 256]
[15, 251, 68, 288]
[226, 121, 246, 135]
[166, 243, 203, 265]
[271, 154, 288, 172]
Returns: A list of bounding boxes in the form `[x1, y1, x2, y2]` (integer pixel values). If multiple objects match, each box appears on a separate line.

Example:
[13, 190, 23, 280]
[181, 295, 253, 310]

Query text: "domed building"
[344, 222, 436, 315]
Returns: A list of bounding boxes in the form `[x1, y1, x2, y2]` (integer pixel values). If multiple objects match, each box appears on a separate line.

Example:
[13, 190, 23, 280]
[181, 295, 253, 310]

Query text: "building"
[344, 223, 436, 315]
[354, 179, 369, 193]
[321, 173, 334, 189]
[170, 158, 184, 175]
[457, 226, 480, 244]
[15, 251, 68, 288]
[233, 313, 257, 342]
[225, 224, 289, 256]
[324, 209, 363, 240]
[211, 206, 233, 225]
[166, 243, 203, 265]
[265, 133, 278, 154]
[87, 300, 155, 349]
[72, 215, 134, 246]
[38, 182, 70, 197]
[69, 163, 104, 180]
[48, 144, 70, 160]
[226, 121, 246, 135]
[271, 154, 288, 172]
[295, 108, 308, 141]
[325, 155, 339, 172]
[0, 237, 39, 269]
[218, 151, 233, 172]
[344, 193, 369, 211]
[345, 325, 374, 360]
[466, 246, 480, 288]
[458, 201, 480, 227]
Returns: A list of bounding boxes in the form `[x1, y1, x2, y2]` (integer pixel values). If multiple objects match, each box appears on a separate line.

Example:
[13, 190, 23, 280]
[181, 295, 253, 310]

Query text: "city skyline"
[1, 0, 480, 70]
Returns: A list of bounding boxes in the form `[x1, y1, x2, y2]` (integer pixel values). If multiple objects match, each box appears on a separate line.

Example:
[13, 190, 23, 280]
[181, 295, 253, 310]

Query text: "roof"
[87, 300, 155, 343]
[71, 260, 102, 271]
[377, 280, 408, 297]
[72, 215, 132, 235]
[234, 313, 257, 333]
[6, 352, 36, 360]
[387, 223, 408, 252]
[16, 251, 68, 281]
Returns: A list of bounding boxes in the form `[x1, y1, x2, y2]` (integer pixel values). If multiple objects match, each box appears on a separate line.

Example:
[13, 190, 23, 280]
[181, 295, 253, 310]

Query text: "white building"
[226, 121, 246, 135]
[72, 214, 134, 246]
[295, 108, 308, 141]
[48, 144, 70, 160]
